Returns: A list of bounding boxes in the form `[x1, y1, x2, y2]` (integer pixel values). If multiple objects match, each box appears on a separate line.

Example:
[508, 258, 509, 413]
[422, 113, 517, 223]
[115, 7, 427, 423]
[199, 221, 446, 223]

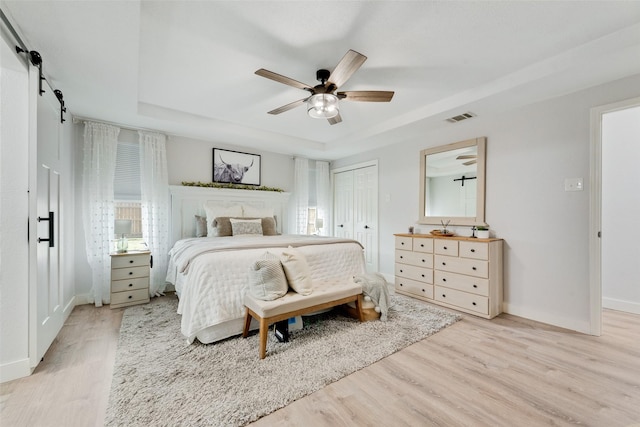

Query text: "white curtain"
[138, 131, 170, 296]
[82, 121, 120, 306]
[290, 158, 309, 234]
[315, 160, 331, 236]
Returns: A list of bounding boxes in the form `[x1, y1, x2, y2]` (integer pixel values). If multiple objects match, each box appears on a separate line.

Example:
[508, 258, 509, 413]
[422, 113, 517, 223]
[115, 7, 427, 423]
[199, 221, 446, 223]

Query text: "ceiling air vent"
[446, 112, 475, 123]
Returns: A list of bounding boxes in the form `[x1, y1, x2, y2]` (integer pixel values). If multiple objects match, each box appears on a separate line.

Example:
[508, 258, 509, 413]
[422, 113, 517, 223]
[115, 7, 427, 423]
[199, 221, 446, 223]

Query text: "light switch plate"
[564, 178, 583, 191]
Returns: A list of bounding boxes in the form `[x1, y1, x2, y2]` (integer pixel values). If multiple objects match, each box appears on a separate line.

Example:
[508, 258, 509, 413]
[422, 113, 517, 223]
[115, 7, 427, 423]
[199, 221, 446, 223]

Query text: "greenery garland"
[181, 181, 285, 193]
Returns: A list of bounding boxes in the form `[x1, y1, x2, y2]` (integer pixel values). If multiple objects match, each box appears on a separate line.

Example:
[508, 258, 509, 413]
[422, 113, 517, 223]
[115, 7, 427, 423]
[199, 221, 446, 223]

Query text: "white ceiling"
[3, 1, 640, 160]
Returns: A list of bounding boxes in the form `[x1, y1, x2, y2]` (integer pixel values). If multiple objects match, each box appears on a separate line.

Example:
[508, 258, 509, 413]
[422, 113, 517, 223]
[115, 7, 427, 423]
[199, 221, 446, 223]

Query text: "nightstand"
[110, 250, 151, 309]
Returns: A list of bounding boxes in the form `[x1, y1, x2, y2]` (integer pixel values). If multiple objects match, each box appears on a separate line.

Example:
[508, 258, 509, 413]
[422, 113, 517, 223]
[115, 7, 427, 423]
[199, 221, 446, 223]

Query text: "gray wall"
[332, 73, 640, 333]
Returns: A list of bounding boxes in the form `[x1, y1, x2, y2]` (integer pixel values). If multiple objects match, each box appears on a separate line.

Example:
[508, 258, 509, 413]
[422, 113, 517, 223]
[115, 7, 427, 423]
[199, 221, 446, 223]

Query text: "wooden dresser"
[394, 234, 503, 319]
[110, 250, 151, 309]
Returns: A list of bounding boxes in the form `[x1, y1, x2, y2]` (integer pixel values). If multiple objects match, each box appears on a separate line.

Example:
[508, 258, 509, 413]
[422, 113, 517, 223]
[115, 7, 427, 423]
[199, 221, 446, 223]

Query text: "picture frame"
[212, 148, 261, 186]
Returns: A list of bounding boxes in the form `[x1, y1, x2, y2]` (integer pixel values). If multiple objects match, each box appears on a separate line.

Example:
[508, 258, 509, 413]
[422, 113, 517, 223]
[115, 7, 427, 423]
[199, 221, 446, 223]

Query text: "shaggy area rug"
[105, 293, 460, 427]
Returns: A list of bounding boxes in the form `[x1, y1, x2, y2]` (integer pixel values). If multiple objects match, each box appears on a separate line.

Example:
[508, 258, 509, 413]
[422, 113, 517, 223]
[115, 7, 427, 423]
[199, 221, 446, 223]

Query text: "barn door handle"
[37, 211, 54, 248]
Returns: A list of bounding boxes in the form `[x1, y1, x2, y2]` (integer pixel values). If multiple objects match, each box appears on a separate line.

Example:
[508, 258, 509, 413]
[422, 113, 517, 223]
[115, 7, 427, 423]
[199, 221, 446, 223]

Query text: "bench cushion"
[244, 278, 362, 318]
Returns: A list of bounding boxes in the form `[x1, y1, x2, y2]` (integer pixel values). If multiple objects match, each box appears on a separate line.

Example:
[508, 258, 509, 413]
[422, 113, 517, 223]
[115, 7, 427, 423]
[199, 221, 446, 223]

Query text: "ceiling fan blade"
[337, 91, 395, 102]
[457, 155, 477, 159]
[267, 98, 309, 115]
[463, 160, 477, 166]
[255, 69, 313, 91]
[328, 113, 342, 125]
[328, 50, 367, 88]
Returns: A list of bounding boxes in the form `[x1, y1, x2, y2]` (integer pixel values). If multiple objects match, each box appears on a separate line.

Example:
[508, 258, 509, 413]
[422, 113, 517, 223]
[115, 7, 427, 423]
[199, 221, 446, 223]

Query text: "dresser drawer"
[395, 236, 413, 250]
[395, 264, 433, 284]
[111, 288, 150, 306]
[395, 250, 433, 269]
[434, 240, 459, 256]
[111, 277, 149, 293]
[395, 277, 433, 299]
[111, 254, 149, 269]
[413, 237, 433, 253]
[111, 266, 149, 281]
[434, 271, 489, 296]
[435, 255, 488, 278]
[459, 241, 489, 260]
[435, 286, 489, 315]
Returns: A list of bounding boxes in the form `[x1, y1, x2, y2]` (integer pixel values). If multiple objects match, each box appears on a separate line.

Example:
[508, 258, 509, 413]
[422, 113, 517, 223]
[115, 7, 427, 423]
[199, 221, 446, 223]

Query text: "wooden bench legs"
[243, 293, 364, 359]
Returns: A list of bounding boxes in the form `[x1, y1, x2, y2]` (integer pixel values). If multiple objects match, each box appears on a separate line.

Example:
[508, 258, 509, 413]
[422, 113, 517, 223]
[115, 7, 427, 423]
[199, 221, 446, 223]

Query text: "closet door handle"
[364, 225, 370, 229]
[338, 224, 344, 228]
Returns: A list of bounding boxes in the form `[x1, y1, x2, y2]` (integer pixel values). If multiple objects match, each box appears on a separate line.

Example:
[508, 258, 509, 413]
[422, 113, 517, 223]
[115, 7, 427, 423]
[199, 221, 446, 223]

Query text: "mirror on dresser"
[419, 137, 487, 226]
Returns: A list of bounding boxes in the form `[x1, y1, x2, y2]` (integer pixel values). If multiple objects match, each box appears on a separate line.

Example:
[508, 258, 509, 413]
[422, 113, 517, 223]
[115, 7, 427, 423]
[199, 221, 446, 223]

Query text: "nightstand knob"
[442, 262, 446, 266]
[421, 274, 425, 278]
[129, 272, 133, 275]
[128, 295, 132, 299]
[442, 294, 446, 298]
[422, 289, 425, 292]
[472, 302, 476, 306]
[473, 284, 477, 288]
[129, 260, 134, 264]
[471, 249, 476, 253]
[443, 278, 447, 282]
[443, 246, 447, 250]
[400, 255, 403, 259]
[420, 244, 424, 247]
[128, 283, 133, 287]
[472, 267, 477, 271]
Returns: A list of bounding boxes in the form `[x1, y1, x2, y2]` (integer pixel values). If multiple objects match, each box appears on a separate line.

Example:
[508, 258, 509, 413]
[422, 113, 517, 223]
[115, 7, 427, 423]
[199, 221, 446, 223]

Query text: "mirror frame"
[418, 137, 487, 226]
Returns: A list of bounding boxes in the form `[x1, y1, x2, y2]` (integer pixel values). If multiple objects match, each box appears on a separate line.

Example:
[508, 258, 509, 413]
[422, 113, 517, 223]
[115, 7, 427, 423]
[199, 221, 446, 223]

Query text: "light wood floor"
[2, 301, 639, 427]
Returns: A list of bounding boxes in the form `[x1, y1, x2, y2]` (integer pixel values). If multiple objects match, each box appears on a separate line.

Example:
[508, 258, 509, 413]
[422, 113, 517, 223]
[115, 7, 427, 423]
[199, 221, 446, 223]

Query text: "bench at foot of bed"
[242, 279, 364, 359]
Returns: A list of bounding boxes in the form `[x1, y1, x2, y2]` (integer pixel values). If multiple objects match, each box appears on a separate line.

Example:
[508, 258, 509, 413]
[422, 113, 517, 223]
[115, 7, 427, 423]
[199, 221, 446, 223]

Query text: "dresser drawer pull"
[442, 294, 446, 298]
[400, 269, 403, 273]
[422, 289, 425, 292]
[128, 295, 133, 299]
[473, 284, 477, 288]
[443, 246, 448, 250]
[128, 283, 133, 287]
[471, 249, 476, 253]
[401, 242, 405, 245]
[420, 244, 424, 247]
[421, 259, 426, 263]
[472, 302, 476, 306]
[129, 272, 133, 275]
[421, 274, 425, 278]
[472, 267, 477, 271]
[129, 260, 134, 263]
[442, 262, 446, 266]
[442, 278, 447, 282]
[400, 283, 404, 287]
[400, 255, 404, 259]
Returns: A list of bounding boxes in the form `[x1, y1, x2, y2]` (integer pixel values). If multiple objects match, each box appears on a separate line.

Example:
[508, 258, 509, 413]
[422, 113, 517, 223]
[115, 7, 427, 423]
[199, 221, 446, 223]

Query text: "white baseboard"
[502, 302, 592, 334]
[603, 297, 640, 314]
[0, 358, 31, 383]
[73, 293, 93, 306]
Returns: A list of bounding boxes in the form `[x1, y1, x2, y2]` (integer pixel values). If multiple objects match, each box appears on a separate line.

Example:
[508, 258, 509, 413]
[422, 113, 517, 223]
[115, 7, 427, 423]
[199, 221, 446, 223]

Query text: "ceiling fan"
[456, 155, 477, 166]
[255, 49, 394, 125]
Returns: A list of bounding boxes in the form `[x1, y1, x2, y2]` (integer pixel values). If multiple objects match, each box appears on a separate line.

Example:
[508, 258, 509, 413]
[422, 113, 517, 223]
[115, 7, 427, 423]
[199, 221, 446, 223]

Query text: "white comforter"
[166, 235, 366, 343]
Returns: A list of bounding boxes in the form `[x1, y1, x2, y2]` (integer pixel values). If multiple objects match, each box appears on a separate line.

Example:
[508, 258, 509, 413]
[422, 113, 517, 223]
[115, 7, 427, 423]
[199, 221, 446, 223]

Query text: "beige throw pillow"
[248, 252, 288, 301]
[280, 247, 313, 295]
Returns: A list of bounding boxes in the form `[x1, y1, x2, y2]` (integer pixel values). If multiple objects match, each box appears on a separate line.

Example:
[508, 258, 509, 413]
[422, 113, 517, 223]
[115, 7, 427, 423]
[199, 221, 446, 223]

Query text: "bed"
[165, 185, 366, 344]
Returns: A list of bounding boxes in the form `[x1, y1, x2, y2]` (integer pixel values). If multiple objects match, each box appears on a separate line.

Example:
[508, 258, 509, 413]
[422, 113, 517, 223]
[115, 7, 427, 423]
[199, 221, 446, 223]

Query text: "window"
[114, 141, 142, 238]
[307, 207, 317, 235]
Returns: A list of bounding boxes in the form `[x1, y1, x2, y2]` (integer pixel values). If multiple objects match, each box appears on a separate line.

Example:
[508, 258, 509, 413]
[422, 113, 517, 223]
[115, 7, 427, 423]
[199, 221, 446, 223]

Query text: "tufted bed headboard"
[169, 185, 291, 247]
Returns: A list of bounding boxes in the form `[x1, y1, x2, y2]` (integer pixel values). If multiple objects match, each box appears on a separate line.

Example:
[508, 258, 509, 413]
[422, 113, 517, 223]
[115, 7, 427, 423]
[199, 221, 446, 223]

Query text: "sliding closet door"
[29, 73, 65, 366]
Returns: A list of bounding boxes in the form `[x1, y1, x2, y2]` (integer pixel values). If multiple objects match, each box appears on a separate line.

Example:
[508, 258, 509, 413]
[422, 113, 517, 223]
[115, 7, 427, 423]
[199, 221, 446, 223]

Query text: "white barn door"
[29, 73, 64, 366]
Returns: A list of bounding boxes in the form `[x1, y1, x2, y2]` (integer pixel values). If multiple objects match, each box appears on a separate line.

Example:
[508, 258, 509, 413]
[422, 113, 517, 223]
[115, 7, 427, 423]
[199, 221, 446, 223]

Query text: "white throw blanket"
[353, 273, 391, 321]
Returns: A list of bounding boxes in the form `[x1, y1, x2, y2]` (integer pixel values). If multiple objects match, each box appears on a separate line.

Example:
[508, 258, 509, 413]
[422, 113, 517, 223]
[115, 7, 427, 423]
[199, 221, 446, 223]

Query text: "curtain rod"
[72, 115, 166, 135]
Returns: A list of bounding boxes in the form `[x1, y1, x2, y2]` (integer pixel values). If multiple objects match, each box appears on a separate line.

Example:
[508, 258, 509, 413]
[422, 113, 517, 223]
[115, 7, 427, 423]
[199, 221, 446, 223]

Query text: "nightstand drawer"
[111, 277, 149, 293]
[111, 266, 149, 281]
[111, 254, 149, 268]
[435, 286, 488, 315]
[111, 288, 149, 306]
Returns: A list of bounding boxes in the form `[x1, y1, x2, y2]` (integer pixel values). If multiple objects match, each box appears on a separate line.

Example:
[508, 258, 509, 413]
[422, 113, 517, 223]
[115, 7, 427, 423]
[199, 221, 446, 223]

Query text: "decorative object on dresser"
[476, 226, 490, 239]
[114, 219, 131, 253]
[110, 250, 151, 309]
[394, 233, 503, 319]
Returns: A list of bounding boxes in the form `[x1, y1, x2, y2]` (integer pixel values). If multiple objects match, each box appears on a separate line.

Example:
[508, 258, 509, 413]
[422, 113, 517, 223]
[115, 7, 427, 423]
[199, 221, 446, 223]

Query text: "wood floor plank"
[1, 297, 639, 427]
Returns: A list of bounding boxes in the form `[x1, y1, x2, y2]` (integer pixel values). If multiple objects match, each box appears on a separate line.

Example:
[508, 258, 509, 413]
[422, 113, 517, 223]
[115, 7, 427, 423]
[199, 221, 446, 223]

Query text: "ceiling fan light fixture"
[307, 93, 339, 119]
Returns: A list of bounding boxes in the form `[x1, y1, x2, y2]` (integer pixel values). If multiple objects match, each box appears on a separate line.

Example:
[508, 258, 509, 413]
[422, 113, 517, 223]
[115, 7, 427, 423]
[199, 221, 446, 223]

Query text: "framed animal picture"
[212, 148, 261, 186]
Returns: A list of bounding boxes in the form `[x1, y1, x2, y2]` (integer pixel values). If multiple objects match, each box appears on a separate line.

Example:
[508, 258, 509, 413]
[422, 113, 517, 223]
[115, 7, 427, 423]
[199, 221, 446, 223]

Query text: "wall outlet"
[564, 178, 583, 191]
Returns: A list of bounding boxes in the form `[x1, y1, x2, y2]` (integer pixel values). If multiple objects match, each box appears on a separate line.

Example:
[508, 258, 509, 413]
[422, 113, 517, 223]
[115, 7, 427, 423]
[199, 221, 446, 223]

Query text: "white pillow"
[242, 205, 274, 218]
[248, 252, 288, 301]
[230, 218, 263, 236]
[280, 247, 313, 295]
[203, 204, 242, 237]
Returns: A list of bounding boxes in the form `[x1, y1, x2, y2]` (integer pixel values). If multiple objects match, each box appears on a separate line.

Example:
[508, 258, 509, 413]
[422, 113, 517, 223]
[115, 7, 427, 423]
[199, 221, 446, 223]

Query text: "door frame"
[589, 96, 640, 336]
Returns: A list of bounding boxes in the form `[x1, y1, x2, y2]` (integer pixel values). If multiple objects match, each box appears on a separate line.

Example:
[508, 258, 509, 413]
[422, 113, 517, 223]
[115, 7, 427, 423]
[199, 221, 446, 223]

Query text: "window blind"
[114, 141, 141, 200]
